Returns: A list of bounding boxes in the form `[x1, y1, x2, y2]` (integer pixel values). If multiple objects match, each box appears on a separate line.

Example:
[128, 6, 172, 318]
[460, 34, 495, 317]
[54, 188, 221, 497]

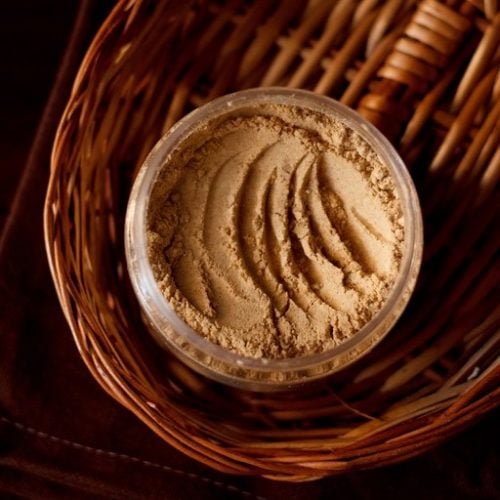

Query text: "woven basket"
[45, 0, 499, 480]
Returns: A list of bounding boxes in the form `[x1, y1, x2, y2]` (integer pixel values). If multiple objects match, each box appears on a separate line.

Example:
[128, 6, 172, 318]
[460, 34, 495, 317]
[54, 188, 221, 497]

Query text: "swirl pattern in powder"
[147, 104, 404, 359]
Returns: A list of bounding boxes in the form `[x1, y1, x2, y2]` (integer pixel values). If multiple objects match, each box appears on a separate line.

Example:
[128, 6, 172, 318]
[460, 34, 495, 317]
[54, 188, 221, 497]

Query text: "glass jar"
[125, 88, 423, 391]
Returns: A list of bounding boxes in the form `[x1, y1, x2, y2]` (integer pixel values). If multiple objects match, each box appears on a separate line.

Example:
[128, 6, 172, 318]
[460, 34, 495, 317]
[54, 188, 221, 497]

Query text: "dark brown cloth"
[0, 2, 498, 499]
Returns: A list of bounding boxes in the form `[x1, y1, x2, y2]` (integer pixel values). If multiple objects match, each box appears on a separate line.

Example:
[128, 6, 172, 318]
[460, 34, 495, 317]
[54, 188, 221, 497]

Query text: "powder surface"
[147, 103, 404, 359]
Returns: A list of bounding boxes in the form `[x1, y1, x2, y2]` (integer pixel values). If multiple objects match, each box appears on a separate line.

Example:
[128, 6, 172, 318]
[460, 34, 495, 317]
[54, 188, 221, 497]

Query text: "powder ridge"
[147, 103, 404, 359]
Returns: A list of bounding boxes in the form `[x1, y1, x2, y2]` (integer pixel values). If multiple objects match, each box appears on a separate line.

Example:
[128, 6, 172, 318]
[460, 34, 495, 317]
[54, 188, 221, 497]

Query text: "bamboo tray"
[45, 0, 500, 480]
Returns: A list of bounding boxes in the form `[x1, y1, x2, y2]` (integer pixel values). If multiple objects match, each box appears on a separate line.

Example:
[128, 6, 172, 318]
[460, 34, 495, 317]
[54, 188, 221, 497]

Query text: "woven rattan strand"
[45, 0, 499, 479]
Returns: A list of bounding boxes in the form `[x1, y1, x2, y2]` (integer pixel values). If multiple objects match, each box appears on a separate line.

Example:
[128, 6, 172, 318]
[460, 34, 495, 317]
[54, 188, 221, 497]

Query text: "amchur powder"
[146, 103, 404, 359]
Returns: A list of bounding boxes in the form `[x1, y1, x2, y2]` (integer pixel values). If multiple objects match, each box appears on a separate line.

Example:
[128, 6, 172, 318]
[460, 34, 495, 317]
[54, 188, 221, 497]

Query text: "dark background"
[0, 2, 498, 499]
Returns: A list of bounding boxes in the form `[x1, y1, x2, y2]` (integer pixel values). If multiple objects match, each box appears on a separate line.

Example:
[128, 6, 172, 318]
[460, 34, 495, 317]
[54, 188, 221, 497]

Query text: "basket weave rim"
[44, 0, 500, 479]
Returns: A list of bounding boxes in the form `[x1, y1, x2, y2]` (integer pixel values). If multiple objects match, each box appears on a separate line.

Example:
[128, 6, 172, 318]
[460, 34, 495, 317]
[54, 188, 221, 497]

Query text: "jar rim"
[125, 88, 423, 390]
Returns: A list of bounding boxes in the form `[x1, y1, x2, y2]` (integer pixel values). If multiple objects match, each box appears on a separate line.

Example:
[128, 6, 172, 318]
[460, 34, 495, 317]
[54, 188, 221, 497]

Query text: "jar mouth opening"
[125, 88, 423, 388]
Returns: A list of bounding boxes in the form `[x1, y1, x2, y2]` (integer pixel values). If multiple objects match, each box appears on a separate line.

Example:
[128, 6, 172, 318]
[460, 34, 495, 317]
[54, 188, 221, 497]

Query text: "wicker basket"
[45, 0, 499, 480]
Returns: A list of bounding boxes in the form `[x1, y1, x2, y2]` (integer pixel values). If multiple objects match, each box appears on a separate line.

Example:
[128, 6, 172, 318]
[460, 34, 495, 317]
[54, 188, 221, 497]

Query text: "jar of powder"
[125, 88, 423, 391]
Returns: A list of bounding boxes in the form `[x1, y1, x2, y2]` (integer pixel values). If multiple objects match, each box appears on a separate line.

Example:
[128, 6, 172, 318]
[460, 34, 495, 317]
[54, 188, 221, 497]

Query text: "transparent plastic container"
[125, 88, 423, 391]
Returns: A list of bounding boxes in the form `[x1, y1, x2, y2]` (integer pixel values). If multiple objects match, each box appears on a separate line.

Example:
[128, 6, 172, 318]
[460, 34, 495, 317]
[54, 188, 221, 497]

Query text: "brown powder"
[147, 103, 404, 359]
